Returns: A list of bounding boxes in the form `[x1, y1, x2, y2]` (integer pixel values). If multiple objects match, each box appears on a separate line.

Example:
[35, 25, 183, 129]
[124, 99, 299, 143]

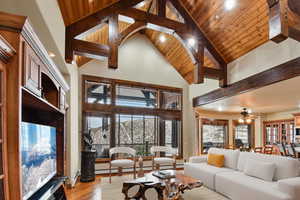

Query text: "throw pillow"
[207, 153, 225, 168]
[243, 158, 276, 181]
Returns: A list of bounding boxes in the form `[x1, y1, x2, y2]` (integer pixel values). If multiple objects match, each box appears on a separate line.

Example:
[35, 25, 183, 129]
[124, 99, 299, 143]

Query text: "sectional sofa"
[184, 148, 300, 200]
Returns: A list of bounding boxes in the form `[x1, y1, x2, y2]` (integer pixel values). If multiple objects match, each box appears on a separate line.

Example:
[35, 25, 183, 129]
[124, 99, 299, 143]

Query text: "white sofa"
[184, 148, 300, 200]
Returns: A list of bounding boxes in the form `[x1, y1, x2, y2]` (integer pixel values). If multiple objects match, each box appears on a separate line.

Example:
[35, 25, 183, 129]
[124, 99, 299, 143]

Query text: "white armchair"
[109, 147, 136, 183]
[150, 146, 177, 170]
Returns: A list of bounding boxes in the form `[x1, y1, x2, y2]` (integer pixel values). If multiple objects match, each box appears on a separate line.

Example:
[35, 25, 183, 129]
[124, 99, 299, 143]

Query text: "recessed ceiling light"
[188, 38, 196, 47]
[225, 0, 236, 10]
[215, 15, 220, 20]
[49, 52, 55, 58]
[159, 34, 166, 43]
[248, 109, 252, 114]
[218, 107, 223, 112]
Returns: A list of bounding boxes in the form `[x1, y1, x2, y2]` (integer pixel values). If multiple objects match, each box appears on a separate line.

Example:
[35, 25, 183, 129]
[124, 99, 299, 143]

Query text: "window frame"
[263, 119, 295, 145]
[199, 118, 229, 154]
[81, 75, 183, 162]
[232, 120, 255, 149]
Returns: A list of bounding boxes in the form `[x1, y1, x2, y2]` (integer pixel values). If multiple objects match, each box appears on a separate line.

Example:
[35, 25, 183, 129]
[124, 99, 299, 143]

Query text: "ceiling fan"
[238, 108, 255, 124]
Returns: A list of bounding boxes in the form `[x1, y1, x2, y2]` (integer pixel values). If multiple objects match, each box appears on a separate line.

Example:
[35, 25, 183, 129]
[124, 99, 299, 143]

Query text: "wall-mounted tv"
[21, 122, 57, 200]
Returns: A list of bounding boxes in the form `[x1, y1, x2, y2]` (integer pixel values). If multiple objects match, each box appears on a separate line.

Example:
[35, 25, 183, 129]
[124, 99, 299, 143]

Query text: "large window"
[116, 85, 157, 108]
[161, 91, 182, 110]
[82, 76, 182, 160]
[164, 119, 181, 155]
[85, 80, 112, 104]
[115, 115, 158, 156]
[201, 119, 228, 153]
[84, 114, 111, 158]
[235, 125, 249, 147]
[233, 122, 254, 149]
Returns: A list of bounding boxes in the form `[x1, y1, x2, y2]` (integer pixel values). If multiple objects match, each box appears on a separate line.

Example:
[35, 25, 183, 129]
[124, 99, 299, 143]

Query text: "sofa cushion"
[208, 148, 240, 170]
[215, 171, 291, 200]
[278, 177, 300, 199]
[111, 159, 134, 167]
[244, 158, 276, 182]
[237, 152, 300, 181]
[184, 162, 234, 190]
[207, 153, 225, 168]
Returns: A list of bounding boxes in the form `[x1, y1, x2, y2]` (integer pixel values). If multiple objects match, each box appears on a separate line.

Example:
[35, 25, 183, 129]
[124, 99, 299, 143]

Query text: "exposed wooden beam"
[288, 0, 300, 15]
[119, 8, 188, 33]
[157, 0, 166, 17]
[185, 67, 224, 80]
[119, 21, 147, 45]
[65, 26, 73, 63]
[267, 0, 300, 43]
[108, 15, 119, 69]
[267, 0, 288, 43]
[65, 0, 144, 63]
[169, 0, 226, 66]
[219, 65, 227, 88]
[67, 0, 144, 37]
[194, 43, 204, 84]
[72, 39, 110, 60]
[193, 56, 300, 107]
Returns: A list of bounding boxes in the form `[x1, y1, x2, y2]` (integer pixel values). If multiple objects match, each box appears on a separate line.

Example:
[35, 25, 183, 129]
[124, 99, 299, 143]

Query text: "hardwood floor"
[65, 176, 103, 200]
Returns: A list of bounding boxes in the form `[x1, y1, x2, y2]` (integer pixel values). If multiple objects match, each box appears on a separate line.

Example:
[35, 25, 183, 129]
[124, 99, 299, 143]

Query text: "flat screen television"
[21, 122, 57, 200]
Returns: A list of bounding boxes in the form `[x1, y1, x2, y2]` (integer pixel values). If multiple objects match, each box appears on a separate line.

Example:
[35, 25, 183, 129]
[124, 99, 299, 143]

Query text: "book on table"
[152, 170, 176, 179]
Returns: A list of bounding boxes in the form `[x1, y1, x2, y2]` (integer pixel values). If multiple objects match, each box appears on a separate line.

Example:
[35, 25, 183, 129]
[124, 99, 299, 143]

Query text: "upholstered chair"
[109, 147, 136, 183]
[150, 146, 177, 170]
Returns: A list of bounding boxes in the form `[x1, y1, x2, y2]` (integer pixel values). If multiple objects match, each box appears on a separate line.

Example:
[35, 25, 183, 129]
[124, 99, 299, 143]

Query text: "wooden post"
[108, 14, 119, 69]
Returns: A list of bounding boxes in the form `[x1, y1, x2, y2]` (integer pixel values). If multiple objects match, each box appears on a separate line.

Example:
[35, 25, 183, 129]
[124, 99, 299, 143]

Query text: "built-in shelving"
[0, 11, 69, 200]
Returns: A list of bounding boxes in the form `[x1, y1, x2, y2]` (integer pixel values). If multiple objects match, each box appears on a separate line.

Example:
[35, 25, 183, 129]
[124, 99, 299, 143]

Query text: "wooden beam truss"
[193, 56, 300, 107]
[65, 0, 227, 86]
[267, 0, 300, 43]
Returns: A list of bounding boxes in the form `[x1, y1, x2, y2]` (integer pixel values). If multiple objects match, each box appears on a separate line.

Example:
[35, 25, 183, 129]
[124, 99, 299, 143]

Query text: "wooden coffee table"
[122, 170, 203, 200]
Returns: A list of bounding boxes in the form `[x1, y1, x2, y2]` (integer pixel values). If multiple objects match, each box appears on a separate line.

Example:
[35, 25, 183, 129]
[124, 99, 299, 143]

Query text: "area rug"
[100, 175, 229, 200]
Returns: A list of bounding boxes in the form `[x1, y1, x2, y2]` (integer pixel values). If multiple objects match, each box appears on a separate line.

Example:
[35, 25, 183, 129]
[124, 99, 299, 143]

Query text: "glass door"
[264, 120, 294, 145]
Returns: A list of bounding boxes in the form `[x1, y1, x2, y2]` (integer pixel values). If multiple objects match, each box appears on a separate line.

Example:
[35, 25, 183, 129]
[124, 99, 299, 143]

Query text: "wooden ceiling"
[57, 0, 270, 83]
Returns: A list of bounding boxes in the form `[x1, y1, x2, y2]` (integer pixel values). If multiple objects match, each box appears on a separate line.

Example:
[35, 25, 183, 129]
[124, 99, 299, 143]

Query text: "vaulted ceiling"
[57, 0, 270, 83]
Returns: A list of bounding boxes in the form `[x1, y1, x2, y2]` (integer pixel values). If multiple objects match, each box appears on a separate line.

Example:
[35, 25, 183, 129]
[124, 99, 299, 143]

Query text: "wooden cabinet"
[0, 34, 13, 200]
[0, 62, 7, 200]
[0, 12, 69, 200]
[23, 42, 42, 96]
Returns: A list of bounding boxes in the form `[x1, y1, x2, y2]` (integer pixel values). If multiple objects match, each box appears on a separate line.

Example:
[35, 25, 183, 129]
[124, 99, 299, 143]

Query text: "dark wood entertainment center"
[0, 12, 69, 200]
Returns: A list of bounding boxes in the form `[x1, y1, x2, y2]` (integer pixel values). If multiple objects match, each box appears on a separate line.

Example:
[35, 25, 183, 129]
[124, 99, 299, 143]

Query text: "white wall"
[262, 109, 300, 121]
[79, 34, 194, 161]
